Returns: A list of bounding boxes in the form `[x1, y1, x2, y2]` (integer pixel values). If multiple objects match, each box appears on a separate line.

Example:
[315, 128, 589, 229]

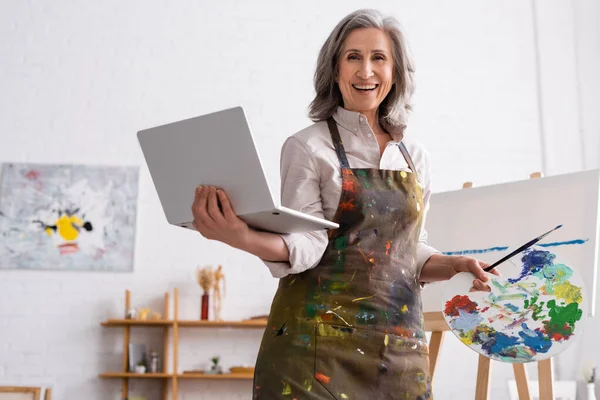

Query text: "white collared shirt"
[263, 106, 440, 278]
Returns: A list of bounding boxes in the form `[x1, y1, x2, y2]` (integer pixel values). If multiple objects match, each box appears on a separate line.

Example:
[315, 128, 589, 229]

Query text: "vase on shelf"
[588, 382, 597, 400]
[201, 292, 209, 320]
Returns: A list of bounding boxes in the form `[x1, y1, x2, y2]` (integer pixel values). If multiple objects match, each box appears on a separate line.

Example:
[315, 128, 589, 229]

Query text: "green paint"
[386, 176, 394, 188]
[525, 296, 547, 321]
[334, 236, 348, 251]
[543, 299, 582, 338]
[491, 292, 526, 302]
[356, 170, 370, 188]
[306, 303, 318, 318]
[534, 262, 573, 285]
[491, 279, 507, 293]
[329, 281, 348, 291]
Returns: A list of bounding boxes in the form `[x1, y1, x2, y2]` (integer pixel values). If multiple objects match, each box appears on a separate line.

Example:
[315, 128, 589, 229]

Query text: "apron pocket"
[314, 323, 430, 400]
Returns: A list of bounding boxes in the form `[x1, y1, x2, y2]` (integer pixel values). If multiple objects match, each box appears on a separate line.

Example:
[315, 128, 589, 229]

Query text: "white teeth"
[353, 84, 377, 90]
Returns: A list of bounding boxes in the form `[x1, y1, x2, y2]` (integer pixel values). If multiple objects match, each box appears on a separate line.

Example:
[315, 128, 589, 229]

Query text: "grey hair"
[308, 9, 415, 133]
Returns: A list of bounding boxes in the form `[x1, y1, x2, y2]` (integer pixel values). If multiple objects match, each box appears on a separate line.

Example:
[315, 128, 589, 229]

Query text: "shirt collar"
[332, 106, 404, 142]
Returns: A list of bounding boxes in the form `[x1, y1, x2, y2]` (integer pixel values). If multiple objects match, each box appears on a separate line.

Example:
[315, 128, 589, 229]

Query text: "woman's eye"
[374, 55, 385, 61]
[348, 54, 360, 60]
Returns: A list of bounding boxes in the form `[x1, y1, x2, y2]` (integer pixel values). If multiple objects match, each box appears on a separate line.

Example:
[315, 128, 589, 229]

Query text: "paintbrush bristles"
[197, 265, 214, 293]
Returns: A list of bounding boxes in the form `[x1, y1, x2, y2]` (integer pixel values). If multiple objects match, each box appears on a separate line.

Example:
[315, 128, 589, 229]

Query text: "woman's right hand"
[191, 186, 251, 250]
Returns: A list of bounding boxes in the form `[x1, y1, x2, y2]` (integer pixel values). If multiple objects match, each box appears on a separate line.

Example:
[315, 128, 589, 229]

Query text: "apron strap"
[398, 142, 419, 180]
[328, 117, 419, 180]
[327, 118, 351, 169]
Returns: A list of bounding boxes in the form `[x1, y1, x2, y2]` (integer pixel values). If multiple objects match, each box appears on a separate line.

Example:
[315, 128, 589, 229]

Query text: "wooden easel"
[425, 172, 555, 400]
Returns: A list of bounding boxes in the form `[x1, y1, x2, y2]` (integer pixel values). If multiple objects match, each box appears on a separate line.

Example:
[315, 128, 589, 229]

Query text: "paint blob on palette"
[441, 246, 587, 363]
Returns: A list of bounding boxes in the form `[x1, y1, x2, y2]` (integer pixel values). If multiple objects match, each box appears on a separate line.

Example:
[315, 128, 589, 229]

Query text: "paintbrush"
[483, 225, 562, 272]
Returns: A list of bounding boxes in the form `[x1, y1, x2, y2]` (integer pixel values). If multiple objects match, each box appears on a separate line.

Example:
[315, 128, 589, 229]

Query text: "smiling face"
[336, 27, 395, 117]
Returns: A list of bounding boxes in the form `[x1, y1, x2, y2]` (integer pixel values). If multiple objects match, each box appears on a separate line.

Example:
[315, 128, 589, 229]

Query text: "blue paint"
[509, 249, 555, 283]
[505, 303, 519, 312]
[450, 308, 484, 332]
[539, 239, 588, 247]
[442, 239, 588, 256]
[519, 323, 552, 353]
[482, 331, 520, 355]
[443, 246, 509, 256]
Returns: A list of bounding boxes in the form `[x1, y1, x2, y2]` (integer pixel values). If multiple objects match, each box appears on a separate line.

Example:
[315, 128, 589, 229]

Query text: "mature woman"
[192, 9, 493, 399]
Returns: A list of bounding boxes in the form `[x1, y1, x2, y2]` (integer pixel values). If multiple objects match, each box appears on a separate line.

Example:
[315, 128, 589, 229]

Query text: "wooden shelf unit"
[177, 373, 254, 380]
[99, 372, 172, 379]
[177, 320, 266, 328]
[99, 288, 264, 400]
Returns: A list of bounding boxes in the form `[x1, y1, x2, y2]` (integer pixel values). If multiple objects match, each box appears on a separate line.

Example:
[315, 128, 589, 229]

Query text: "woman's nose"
[356, 60, 374, 79]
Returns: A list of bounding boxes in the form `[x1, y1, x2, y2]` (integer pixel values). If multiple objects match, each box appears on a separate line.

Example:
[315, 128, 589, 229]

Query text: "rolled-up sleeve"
[262, 137, 329, 278]
[415, 149, 441, 277]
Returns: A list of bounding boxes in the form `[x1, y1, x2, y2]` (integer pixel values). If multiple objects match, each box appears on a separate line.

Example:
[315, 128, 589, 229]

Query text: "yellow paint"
[303, 379, 312, 392]
[282, 382, 291, 395]
[401, 304, 408, 313]
[54, 215, 83, 241]
[384, 334, 389, 346]
[460, 336, 473, 346]
[45, 227, 53, 236]
[351, 294, 376, 303]
[400, 171, 407, 178]
[318, 322, 326, 336]
[553, 281, 583, 303]
[341, 394, 349, 399]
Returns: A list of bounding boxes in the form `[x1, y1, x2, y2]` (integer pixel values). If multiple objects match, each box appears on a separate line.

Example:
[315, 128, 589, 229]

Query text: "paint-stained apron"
[253, 118, 431, 400]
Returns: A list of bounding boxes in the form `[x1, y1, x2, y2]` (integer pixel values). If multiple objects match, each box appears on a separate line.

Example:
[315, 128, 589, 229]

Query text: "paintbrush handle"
[483, 225, 561, 272]
[483, 238, 539, 272]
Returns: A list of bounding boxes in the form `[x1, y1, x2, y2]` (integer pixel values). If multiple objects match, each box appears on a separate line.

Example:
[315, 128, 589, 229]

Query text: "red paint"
[321, 313, 334, 321]
[24, 169, 40, 180]
[342, 178, 357, 192]
[315, 372, 331, 384]
[391, 326, 412, 337]
[339, 201, 356, 210]
[444, 295, 478, 317]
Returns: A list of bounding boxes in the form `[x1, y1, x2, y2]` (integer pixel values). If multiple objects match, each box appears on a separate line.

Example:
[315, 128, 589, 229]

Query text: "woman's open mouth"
[352, 84, 379, 92]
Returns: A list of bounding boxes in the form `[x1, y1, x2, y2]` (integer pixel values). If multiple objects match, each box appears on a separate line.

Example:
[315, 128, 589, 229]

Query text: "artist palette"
[440, 246, 588, 363]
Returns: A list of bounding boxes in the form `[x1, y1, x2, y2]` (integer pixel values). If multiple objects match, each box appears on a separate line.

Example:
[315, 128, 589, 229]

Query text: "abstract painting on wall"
[0, 162, 139, 272]
[441, 246, 586, 363]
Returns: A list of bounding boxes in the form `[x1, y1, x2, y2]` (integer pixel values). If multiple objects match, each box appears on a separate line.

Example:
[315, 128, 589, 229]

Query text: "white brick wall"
[1, 1, 598, 399]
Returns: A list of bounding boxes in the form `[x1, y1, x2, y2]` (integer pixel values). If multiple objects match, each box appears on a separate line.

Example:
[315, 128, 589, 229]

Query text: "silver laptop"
[137, 106, 339, 234]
